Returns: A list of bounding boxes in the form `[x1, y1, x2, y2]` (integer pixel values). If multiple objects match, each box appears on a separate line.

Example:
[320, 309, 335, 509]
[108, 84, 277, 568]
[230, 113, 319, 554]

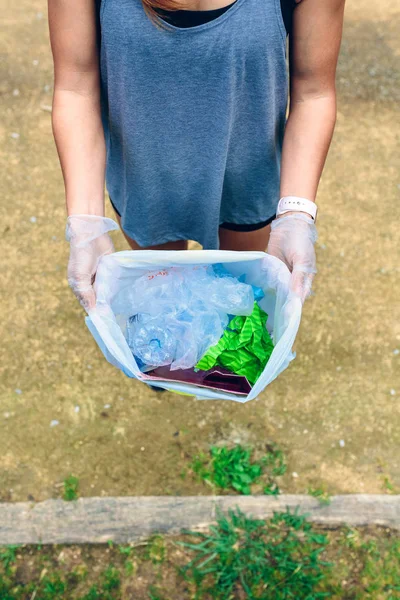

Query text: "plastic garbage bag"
[85, 250, 302, 403]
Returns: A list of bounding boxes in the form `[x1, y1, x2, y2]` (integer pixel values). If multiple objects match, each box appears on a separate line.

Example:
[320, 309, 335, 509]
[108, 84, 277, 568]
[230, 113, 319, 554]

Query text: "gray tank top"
[98, 0, 288, 249]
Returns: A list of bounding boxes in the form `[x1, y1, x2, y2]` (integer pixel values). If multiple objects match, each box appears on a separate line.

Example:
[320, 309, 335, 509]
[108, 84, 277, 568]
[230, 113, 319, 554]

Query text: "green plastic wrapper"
[195, 302, 274, 386]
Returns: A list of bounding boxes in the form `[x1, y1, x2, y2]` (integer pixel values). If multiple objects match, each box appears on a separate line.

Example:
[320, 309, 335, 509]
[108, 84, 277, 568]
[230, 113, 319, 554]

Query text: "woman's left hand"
[267, 212, 318, 303]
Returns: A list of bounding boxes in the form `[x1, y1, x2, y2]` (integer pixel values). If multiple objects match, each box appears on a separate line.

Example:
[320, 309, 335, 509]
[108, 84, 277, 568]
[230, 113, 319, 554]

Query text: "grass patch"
[62, 475, 80, 502]
[177, 506, 331, 599]
[187, 442, 286, 495]
[0, 509, 399, 599]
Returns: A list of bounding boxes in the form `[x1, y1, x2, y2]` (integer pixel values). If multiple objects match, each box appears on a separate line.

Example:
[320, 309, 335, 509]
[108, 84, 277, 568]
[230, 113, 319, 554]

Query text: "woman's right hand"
[65, 214, 119, 312]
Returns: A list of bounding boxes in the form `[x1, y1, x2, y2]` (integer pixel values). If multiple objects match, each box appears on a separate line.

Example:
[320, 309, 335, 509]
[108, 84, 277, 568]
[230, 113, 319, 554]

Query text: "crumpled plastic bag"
[117, 264, 253, 370]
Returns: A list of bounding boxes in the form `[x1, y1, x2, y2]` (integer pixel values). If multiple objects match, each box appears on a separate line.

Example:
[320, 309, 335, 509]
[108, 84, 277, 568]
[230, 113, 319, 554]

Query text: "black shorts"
[109, 197, 275, 233]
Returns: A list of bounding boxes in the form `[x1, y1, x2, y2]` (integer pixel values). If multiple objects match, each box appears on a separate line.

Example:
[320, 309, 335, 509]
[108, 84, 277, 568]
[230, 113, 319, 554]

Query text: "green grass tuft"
[62, 475, 79, 501]
[189, 442, 286, 495]
[177, 505, 332, 599]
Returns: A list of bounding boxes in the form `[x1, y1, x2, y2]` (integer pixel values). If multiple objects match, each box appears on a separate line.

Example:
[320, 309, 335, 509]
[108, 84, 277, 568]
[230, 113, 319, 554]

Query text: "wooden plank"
[1, 495, 399, 545]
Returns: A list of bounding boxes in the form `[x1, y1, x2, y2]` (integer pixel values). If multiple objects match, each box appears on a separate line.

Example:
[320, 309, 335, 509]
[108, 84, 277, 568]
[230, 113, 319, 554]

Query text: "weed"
[308, 486, 332, 505]
[62, 475, 79, 501]
[81, 586, 102, 600]
[0, 546, 19, 574]
[40, 573, 67, 599]
[148, 584, 167, 599]
[177, 506, 332, 599]
[145, 535, 166, 564]
[189, 443, 286, 495]
[117, 545, 132, 556]
[102, 565, 121, 591]
[124, 560, 136, 576]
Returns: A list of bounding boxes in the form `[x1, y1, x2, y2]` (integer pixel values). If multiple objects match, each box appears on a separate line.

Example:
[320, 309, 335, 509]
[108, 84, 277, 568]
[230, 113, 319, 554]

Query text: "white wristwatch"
[276, 196, 318, 223]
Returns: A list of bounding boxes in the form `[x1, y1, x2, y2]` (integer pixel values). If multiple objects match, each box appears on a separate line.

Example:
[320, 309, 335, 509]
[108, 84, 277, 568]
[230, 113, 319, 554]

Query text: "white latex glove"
[267, 213, 318, 303]
[65, 214, 119, 312]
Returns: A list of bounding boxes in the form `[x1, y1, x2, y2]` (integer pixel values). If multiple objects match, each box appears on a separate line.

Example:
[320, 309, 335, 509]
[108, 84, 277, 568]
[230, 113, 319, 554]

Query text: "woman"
[48, 0, 345, 312]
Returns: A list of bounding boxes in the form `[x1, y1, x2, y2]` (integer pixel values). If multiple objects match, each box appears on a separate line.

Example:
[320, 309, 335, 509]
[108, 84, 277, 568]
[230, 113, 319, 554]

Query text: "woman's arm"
[280, 0, 346, 201]
[48, 0, 105, 216]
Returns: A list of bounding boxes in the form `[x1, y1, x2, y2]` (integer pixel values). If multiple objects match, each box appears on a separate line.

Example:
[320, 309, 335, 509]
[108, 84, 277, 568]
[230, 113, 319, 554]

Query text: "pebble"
[339, 440, 345, 447]
[43, 84, 50, 92]
[303, 429, 308, 434]
[393, 349, 399, 356]
[52, 236, 57, 241]
[336, 366, 342, 371]
[74, 406, 80, 413]
[10, 132, 20, 139]
[390, 389, 396, 396]
[104, 403, 111, 409]
[140, 447, 145, 451]
[30, 216, 37, 223]
[50, 420, 59, 427]
[15, 389, 22, 395]
[32, 59, 39, 66]
[87, 364, 92, 369]
[339, 250, 345, 257]
[4, 412, 10, 419]
[292, 472, 298, 478]
[36, 11, 43, 19]
[12, 88, 20, 96]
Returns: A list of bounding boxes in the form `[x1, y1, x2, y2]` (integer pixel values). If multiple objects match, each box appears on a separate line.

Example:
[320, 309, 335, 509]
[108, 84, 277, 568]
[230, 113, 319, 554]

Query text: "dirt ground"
[0, 0, 399, 502]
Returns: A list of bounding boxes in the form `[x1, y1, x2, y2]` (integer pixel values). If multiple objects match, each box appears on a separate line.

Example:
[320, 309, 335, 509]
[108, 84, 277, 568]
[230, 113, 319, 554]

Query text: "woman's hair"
[142, 0, 186, 27]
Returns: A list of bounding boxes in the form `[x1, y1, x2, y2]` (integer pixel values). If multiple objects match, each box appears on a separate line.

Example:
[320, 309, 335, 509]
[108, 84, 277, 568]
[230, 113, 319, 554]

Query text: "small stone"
[30, 216, 37, 223]
[74, 406, 80, 413]
[51, 236, 57, 241]
[393, 349, 399, 356]
[336, 366, 342, 371]
[12, 88, 20, 96]
[32, 59, 39, 66]
[40, 104, 52, 112]
[4, 412, 10, 419]
[104, 403, 111, 409]
[303, 429, 308, 434]
[339, 250, 345, 257]
[43, 84, 50, 92]
[339, 440, 345, 447]
[36, 11, 43, 19]
[15, 388, 22, 394]
[140, 446, 145, 451]
[10, 132, 20, 139]
[87, 364, 92, 369]
[292, 472, 298, 478]
[390, 389, 396, 396]
[320, 243, 327, 250]
[50, 420, 59, 427]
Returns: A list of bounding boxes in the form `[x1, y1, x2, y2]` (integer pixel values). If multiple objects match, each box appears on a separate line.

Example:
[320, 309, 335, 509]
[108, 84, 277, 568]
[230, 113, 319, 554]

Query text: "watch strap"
[277, 196, 318, 222]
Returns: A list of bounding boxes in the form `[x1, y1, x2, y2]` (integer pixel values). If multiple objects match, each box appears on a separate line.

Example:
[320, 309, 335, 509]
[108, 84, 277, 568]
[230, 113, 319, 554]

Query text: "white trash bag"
[85, 250, 302, 403]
